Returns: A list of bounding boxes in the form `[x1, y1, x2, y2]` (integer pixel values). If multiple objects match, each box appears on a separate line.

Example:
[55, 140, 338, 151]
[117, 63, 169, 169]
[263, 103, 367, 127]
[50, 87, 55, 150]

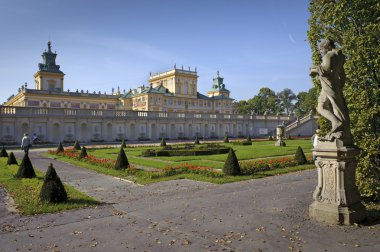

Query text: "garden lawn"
[0, 158, 98, 215]
[78, 139, 313, 169]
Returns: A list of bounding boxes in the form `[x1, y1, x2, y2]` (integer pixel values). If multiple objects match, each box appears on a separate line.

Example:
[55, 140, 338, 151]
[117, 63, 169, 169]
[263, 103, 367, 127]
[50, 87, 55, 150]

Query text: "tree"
[294, 146, 308, 165]
[73, 140, 81, 150]
[249, 87, 280, 115]
[114, 147, 129, 170]
[79, 146, 88, 159]
[56, 142, 64, 153]
[0, 146, 8, 158]
[15, 153, 36, 178]
[233, 100, 251, 115]
[278, 88, 296, 115]
[121, 139, 127, 148]
[160, 138, 167, 147]
[223, 148, 241, 175]
[7, 152, 18, 165]
[308, 0, 380, 200]
[40, 163, 67, 203]
[295, 87, 318, 116]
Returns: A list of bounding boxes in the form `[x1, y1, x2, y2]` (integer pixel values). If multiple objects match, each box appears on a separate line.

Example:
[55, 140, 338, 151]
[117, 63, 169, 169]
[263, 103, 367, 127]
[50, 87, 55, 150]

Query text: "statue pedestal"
[309, 140, 366, 225]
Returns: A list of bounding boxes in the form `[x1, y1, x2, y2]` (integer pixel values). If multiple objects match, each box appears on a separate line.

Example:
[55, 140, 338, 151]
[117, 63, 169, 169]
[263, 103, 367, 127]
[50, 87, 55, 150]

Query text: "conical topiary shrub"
[73, 140, 81, 150]
[40, 163, 67, 203]
[224, 135, 229, 143]
[294, 146, 307, 165]
[194, 136, 200, 145]
[0, 146, 8, 158]
[160, 138, 167, 147]
[121, 139, 126, 148]
[223, 148, 241, 176]
[114, 147, 129, 170]
[7, 152, 18, 165]
[56, 142, 64, 153]
[246, 136, 252, 143]
[79, 146, 88, 159]
[14, 153, 36, 178]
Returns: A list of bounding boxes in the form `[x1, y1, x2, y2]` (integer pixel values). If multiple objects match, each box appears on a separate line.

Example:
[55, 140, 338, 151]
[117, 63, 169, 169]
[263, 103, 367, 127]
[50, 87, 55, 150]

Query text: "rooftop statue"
[309, 39, 353, 145]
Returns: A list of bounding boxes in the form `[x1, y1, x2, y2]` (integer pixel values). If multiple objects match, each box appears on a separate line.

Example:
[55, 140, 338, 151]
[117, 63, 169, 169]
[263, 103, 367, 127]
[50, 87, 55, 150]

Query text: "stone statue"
[309, 39, 353, 145]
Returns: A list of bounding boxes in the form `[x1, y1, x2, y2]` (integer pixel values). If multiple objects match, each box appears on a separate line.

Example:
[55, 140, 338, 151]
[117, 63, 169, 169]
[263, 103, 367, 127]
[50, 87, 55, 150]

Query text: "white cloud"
[288, 33, 296, 44]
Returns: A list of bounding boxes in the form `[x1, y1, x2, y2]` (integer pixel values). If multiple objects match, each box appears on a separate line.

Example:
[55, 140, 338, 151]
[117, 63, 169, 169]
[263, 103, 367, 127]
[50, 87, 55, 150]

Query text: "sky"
[0, 0, 313, 103]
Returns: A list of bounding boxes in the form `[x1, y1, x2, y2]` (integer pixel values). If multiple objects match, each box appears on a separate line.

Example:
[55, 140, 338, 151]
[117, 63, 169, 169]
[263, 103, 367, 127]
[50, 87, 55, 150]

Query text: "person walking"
[21, 133, 31, 154]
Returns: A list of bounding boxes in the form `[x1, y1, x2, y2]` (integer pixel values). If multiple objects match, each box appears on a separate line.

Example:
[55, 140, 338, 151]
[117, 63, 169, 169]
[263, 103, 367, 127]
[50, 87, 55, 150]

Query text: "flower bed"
[49, 149, 116, 169]
[239, 156, 313, 175]
[151, 163, 224, 178]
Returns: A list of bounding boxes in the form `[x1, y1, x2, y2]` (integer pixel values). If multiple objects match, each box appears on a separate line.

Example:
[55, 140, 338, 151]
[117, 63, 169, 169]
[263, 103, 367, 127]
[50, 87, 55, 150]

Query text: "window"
[184, 81, 188, 94]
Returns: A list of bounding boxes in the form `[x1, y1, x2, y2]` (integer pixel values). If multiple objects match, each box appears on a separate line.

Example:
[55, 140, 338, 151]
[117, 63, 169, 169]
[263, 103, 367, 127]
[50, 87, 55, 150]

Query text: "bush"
[246, 136, 252, 142]
[142, 147, 230, 157]
[73, 140, 81, 150]
[160, 138, 167, 147]
[114, 147, 129, 170]
[294, 146, 307, 165]
[223, 148, 241, 176]
[7, 152, 18, 165]
[0, 146, 8, 158]
[233, 141, 252, 146]
[79, 146, 88, 159]
[57, 142, 64, 153]
[15, 153, 36, 178]
[121, 139, 127, 148]
[40, 163, 67, 203]
[194, 136, 200, 145]
[224, 135, 229, 143]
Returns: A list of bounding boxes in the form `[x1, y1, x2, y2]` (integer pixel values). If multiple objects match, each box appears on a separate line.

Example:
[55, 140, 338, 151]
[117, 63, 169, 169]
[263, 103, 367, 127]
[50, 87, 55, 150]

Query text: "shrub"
[294, 146, 307, 165]
[40, 163, 67, 203]
[57, 142, 64, 153]
[141, 147, 230, 157]
[223, 148, 241, 176]
[160, 138, 167, 147]
[0, 146, 8, 158]
[7, 152, 18, 165]
[73, 140, 81, 150]
[194, 136, 200, 145]
[268, 136, 273, 140]
[114, 147, 129, 170]
[14, 153, 36, 178]
[224, 135, 229, 143]
[246, 136, 252, 142]
[79, 146, 88, 159]
[121, 139, 127, 148]
[151, 163, 224, 179]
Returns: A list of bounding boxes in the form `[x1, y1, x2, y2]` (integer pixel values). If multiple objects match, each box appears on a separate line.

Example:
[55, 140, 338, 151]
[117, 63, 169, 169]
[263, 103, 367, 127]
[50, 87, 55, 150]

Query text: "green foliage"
[223, 148, 241, 175]
[79, 146, 88, 159]
[160, 138, 167, 147]
[295, 87, 318, 116]
[294, 146, 308, 165]
[73, 140, 81, 150]
[121, 139, 126, 148]
[7, 152, 18, 165]
[308, 0, 380, 200]
[246, 136, 252, 142]
[278, 88, 296, 115]
[40, 163, 67, 203]
[57, 142, 64, 153]
[224, 135, 229, 143]
[15, 153, 36, 178]
[0, 146, 8, 158]
[114, 147, 129, 170]
[194, 136, 200, 145]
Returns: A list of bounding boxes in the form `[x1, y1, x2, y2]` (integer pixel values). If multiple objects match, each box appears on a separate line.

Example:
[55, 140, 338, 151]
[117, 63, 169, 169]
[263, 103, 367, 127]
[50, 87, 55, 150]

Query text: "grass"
[45, 140, 315, 185]
[0, 158, 99, 215]
[70, 139, 313, 170]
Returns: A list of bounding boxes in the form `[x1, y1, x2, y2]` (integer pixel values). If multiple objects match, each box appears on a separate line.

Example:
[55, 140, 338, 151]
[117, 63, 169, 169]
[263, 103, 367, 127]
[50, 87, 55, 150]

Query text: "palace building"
[0, 42, 316, 144]
[5, 42, 234, 114]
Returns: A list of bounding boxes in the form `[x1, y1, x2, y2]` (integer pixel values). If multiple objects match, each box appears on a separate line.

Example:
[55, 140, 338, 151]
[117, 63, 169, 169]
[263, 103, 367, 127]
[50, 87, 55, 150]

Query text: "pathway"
[0, 149, 378, 251]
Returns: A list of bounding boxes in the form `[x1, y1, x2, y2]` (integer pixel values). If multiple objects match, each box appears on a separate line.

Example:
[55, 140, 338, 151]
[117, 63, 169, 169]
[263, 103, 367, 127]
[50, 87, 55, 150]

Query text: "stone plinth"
[309, 140, 366, 225]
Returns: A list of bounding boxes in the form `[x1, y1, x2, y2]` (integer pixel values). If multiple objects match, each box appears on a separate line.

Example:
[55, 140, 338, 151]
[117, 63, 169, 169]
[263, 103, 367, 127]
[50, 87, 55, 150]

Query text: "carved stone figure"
[310, 39, 353, 145]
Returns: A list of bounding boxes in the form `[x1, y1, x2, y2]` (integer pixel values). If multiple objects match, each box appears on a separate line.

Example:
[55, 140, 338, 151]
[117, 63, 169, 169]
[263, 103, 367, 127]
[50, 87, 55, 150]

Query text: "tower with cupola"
[34, 41, 65, 92]
[207, 71, 230, 97]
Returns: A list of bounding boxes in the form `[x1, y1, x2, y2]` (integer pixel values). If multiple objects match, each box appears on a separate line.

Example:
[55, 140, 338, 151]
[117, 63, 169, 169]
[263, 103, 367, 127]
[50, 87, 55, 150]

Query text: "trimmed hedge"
[57, 142, 64, 153]
[0, 146, 8, 158]
[7, 152, 18, 165]
[40, 163, 67, 203]
[233, 141, 252, 146]
[73, 140, 81, 150]
[142, 147, 230, 157]
[15, 153, 36, 178]
[223, 148, 241, 175]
